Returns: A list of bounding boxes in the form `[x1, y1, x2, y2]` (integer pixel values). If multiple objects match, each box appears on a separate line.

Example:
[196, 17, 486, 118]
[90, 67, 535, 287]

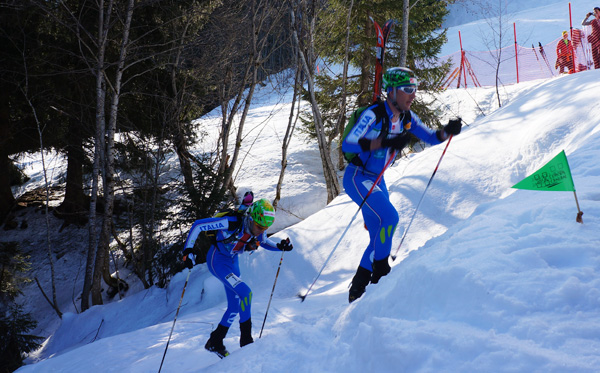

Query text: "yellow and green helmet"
[249, 198, 276, 228]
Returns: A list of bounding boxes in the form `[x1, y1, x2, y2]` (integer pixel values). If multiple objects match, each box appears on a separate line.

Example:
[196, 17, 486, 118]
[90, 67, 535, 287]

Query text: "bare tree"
[477, 0, 515, 107]
[335, 0, 354, 171]
[20, 74, 62, 319]
[274, 63, 302, 208]
[83, 0, 111, 312]
[399, 0, 410, 66]
[91, 0, 136, 306]
[289, 0, 341, 203]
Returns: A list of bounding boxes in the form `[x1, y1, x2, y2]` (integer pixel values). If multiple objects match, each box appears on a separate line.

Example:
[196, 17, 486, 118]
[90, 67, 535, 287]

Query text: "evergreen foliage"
[1, 0, 453, 300]
[0, 242, 32, 301]
[304, 0, 453, 149]
[0, 242, 41, 373]
[0, 304, 43, 373]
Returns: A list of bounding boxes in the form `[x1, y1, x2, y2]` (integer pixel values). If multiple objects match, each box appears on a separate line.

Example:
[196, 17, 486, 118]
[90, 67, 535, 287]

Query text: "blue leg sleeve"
[343, 165, 399, 270]
[206, 247, 253, 326]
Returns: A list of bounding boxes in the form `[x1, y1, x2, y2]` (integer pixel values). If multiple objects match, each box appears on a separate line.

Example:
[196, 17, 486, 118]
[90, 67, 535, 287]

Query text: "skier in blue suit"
[181, 197, 293, 358]
[342, 67, 462, 303]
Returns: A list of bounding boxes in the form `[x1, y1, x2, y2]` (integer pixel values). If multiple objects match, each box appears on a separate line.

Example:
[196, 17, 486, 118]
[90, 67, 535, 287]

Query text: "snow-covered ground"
[6, 1, 600, 372]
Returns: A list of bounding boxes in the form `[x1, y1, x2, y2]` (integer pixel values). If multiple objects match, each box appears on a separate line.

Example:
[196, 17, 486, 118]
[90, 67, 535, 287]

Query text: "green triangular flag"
[512, 150, 575, 191]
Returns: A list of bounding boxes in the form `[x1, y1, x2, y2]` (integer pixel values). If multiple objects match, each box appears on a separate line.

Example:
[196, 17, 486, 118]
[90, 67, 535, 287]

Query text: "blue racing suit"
[182, 214, 280, 328]
[342, 100, 441, 271]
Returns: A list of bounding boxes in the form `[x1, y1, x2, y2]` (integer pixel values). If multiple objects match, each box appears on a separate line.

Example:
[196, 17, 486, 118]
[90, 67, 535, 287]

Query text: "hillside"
[13, 66, 600, 373]
[6, 1, 600, 371]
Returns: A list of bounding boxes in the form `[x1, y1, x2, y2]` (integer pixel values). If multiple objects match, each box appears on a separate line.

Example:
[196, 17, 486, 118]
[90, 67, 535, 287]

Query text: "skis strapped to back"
[371, 18, 395, 103]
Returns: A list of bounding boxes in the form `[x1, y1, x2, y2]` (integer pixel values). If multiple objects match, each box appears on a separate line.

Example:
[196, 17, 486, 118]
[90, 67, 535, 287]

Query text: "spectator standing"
[582, 7, 600, 69]
[555, 31, 575, 73]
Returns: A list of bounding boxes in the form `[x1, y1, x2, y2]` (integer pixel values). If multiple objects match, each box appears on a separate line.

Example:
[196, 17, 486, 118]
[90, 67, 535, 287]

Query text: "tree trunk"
[274, 64, 301, 208]
[0, 153, 15, 224]
[84, 0, 110, 311]
[336, 0, 354, 171]
[358, 11, 373, 107]
[56, 117, 88, 224]
[22, 73, 62, 319]
[290, 3, 340, 203]
[93, 0, 135, 304]
[0, 92, 15, 223]
[399, 0, 410, 67]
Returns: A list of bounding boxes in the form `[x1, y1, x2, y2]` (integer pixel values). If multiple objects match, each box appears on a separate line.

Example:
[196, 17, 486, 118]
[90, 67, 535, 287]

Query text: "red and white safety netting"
[439, 26, 596, 89]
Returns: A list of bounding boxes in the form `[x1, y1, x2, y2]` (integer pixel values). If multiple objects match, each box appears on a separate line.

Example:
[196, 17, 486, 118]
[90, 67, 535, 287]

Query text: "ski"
[371, 18, 395, 103]
[532, 44, 545, 74]
[538, 42, 555, 76]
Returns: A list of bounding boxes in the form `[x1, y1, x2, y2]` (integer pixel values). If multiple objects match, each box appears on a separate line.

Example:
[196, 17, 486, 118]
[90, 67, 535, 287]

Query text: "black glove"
[444, 118, 462, 135]
[245, 237, 259, 251]
[182, 248, 196, 269]
[371, 256, 391, 284]
[277, 238, 293, 251]
[381, 133, 411, 151]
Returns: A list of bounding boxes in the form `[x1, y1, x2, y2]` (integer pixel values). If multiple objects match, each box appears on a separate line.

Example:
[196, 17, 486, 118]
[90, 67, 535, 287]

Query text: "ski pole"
[259, 245, 286, 338]
[158, 269, 191, 373]
[298, 152, 396, 302]
[391, 135, 453, 261]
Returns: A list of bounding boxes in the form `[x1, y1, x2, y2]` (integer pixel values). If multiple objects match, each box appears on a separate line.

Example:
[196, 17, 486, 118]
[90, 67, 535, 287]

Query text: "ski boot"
[348, 266, 372, 303]
[205, 324, 230, 358]
[240, 318, 254, 347]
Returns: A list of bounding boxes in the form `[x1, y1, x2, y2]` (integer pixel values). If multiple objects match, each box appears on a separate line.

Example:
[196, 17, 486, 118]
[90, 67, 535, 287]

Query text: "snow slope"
[8, 1, 600, 372]
[16, 58, 600, 373]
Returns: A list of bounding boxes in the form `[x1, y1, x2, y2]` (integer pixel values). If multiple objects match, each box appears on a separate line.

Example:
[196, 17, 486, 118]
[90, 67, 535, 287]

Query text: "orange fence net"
[440, 26, 596, 89]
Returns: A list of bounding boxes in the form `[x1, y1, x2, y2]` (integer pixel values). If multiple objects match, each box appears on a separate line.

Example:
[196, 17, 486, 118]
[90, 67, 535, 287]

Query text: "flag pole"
[574, 191, 583, 223]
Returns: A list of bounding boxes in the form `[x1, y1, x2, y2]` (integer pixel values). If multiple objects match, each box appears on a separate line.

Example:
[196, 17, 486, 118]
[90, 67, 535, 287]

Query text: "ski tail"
[371, 18, 395, 103]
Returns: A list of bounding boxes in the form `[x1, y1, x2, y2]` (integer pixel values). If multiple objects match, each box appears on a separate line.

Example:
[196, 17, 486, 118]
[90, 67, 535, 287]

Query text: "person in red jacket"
[555, 31, 575, 74]
[582, 7, 600, 69]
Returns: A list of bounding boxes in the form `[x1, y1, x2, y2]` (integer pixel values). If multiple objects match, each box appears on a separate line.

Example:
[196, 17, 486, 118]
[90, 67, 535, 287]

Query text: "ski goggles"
[396, 86, 417, 94]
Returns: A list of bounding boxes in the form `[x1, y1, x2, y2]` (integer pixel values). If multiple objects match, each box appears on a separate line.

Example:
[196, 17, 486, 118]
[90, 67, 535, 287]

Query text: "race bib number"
[225, 273, 242, 288]
[361, 180, 381, 193]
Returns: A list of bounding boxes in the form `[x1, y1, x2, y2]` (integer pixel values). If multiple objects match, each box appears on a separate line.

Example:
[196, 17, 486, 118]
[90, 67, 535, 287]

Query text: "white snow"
[9, 1, 600, 372]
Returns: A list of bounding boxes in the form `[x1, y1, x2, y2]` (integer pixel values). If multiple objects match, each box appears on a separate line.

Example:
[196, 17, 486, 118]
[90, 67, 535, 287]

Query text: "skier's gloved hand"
[358, 138, 372, 152]
[371, 256, 391, 284]
[246, 237, 259, 251]
[182, 248, 196, 269]
[277, 238, 293, 251]
[444, 118, 462, 135]
[381, 133, 410, 151]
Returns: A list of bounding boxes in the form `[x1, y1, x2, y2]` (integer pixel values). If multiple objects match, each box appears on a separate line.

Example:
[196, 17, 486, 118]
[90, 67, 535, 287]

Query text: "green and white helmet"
[382, 67, 419, 90]
[248, 198, 276, 228]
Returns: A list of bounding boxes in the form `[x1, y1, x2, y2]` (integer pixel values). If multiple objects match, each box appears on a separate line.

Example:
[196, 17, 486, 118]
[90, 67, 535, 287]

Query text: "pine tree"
[0, 304, 43, 373]
[306, 0, 453, 158]
[0, 242, 42, 373]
